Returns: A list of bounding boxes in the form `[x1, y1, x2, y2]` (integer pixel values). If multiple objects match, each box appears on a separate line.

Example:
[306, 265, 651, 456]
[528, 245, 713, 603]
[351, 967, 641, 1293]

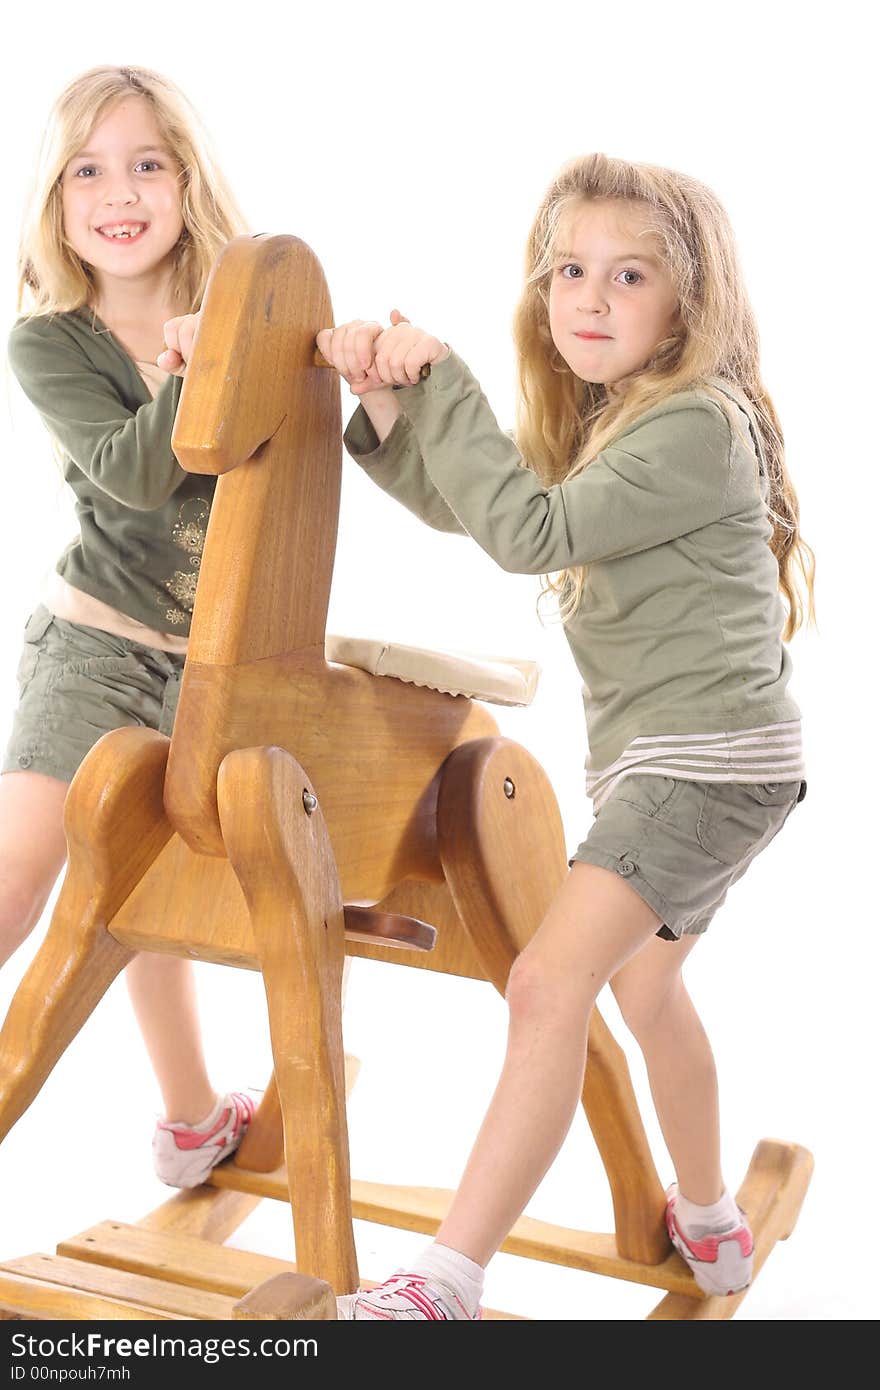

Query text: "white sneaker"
[337, 1271, 481, 1320]
[152, 1091, 256, 1188]
[665, 1184, 755, 1296]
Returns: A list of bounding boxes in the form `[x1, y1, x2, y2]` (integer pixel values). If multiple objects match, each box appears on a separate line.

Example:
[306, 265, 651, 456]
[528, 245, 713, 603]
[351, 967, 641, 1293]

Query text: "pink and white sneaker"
[336, 1272, 482, 1320]
[665, 1184, 754, 1296]
[153, 1091, 256, 1189]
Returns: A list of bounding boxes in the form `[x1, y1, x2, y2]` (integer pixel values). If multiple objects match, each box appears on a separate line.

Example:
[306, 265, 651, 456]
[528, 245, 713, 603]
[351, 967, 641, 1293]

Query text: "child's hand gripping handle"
[313, 348, 430, 380]
[159, 314, 200, 376]
[315, 310, 447, 395]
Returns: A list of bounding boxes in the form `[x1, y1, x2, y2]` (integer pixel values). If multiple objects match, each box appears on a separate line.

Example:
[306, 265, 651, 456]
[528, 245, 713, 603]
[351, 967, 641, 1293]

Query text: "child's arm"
[343, 407, 469, 536]
[9, 317, 185, 511]
[347, 320, 738, 573]
[319, 315, 467, 537]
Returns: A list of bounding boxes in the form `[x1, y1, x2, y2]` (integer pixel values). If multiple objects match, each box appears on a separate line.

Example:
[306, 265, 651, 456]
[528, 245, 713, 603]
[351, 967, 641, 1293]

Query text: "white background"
[0, 0, 875, 1321]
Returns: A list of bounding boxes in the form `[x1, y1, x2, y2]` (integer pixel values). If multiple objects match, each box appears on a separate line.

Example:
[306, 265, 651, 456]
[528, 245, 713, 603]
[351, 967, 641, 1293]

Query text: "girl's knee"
[505, 948, 595, 1027]
[506, 951, 561, 1024]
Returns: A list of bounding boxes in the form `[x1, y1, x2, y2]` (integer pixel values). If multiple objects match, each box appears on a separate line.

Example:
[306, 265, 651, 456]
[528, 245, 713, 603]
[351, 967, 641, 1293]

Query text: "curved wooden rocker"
[0, 235, 811, 1322]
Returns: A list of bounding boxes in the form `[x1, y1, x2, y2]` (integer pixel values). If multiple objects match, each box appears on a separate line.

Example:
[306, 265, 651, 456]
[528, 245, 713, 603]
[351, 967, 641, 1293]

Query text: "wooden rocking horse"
[0, 234, 812, 1321]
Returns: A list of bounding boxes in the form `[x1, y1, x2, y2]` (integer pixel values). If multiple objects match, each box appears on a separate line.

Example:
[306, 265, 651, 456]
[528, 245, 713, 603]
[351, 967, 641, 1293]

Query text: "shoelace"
[366, 1274, 453, 1320]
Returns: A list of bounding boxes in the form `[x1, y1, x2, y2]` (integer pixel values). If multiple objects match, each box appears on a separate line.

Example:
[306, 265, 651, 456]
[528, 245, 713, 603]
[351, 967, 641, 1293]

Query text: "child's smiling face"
[548, 199, 680, 388]
[61, 96, 184, 292]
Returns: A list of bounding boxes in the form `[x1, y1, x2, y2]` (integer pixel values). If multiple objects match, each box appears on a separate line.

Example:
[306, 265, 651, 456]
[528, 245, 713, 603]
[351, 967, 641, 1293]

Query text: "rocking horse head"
[171, 234, 342, 666]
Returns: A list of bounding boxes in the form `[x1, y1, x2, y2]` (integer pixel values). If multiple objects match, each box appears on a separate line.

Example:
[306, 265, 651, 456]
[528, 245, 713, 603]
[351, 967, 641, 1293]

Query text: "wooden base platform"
[0, 1220, 521, 1321]
[0, 1138, 812, 1321]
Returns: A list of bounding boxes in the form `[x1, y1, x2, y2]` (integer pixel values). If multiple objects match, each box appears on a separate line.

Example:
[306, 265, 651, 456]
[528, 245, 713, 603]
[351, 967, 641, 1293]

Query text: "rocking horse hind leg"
[435, 735, 669, 1268]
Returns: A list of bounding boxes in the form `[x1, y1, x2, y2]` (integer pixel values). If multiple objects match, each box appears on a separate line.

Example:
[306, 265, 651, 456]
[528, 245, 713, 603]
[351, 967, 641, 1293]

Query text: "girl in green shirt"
[3, 66, 254, 1188]
[312, 153, 816, 1314]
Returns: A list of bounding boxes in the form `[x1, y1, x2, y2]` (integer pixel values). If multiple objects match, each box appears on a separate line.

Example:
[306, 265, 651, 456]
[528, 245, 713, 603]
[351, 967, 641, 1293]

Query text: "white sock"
[675, 1187, 740, 1237]
[409, 1242, 485, 1318]
[165, 1094, 223, 1130]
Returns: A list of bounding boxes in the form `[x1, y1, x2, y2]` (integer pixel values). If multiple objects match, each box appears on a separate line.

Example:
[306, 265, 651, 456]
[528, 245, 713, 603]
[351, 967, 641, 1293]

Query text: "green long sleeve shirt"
[344, 351, 801, 784]
[8, 308, 215, 633]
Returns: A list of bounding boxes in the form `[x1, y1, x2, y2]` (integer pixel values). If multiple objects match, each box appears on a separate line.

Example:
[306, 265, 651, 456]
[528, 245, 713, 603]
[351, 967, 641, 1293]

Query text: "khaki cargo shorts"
[2, 606, 186, 784]
[571, 771, 807, 940]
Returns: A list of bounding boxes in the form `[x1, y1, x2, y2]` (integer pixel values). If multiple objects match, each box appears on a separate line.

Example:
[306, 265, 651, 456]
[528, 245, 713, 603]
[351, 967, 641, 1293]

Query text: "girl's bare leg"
[125, 954, 216, 1122]
[130, 872, 359, 1124]
[610, 934, 724, 1203]
[436, 861, 663, 1267]
[0, 771, 68, 967]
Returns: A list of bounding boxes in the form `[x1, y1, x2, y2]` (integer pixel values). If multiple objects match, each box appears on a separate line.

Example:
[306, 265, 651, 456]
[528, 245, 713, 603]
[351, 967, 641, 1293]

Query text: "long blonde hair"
[18, 66, 247, 316]
[514, 153, 815, 638]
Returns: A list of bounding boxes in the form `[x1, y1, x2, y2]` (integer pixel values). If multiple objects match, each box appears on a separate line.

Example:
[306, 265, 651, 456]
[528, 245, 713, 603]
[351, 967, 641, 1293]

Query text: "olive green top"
[344, 351, 801, 792]
[9, 309, 215, 633]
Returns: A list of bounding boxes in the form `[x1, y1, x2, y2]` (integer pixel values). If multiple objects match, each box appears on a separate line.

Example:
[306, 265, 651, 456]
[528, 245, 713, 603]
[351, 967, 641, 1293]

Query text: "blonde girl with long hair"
[2, 66, 254, 1187]
[308, 152, 815, 1315]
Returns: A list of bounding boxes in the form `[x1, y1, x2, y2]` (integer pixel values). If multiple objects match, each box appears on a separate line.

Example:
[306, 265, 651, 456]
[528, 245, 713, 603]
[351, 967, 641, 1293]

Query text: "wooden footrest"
[343, 906, 435, 952]
[0, 1222, 296, 1322]
[207, 1165, 693, 1293]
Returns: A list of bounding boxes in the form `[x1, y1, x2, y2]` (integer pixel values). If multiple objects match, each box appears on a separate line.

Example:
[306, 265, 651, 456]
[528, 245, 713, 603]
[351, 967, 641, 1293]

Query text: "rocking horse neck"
[186, 405, 342, 665]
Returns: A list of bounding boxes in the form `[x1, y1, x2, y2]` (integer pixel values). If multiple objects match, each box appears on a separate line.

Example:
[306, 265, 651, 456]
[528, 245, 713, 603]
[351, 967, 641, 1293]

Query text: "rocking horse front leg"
[217, 746, 358, 1295]
[0, 729, 172, 1144]
[0, 876, 135, 1145]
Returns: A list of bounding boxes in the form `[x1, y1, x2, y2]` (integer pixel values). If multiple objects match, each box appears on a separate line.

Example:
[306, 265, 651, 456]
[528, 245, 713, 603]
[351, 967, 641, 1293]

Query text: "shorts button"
[618, 860, 636, 876]
[17, 753, 33, 768]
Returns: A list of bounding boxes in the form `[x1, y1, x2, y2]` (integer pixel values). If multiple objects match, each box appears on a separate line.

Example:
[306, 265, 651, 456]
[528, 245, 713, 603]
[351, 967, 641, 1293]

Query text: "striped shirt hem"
[587, 720, 805, 811]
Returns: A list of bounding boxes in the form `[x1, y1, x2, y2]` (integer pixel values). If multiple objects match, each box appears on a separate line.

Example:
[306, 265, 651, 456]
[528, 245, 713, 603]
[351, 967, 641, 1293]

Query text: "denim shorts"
[571, 772, 807, 939]
[2, 606, 185, 784]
